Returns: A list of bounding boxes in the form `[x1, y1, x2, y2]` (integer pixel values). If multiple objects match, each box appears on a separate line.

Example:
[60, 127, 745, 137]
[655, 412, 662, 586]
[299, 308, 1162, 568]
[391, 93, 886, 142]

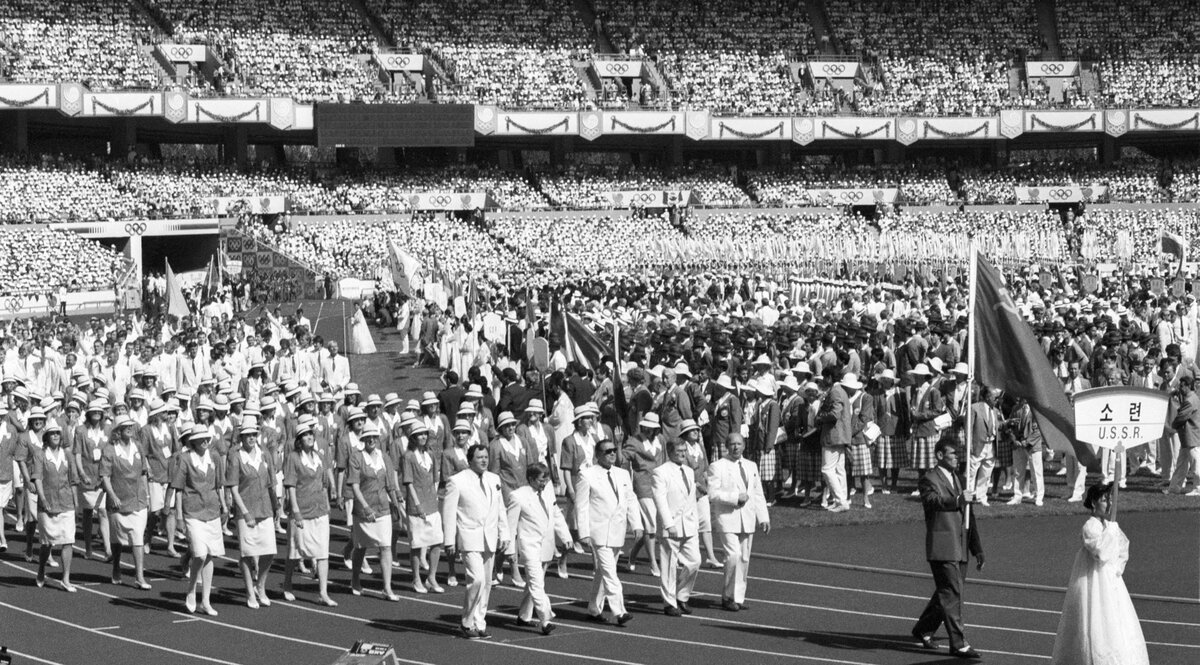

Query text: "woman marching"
[170, 424, 227, 615]
[347, 422, 402, 600]
[402, 421, 443, 594]
[100, 415, 152, 589]
[226, 421, 278, 609]
[441, 420, 473, 587]
[282, 421, 338, 607]
[31, 422, 78, 592]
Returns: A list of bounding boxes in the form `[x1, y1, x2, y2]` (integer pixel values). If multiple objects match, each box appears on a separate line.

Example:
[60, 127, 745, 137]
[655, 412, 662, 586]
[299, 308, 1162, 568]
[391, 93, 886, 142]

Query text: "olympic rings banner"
[211, 196, 288, 214]
[593, 59, 645, 78]
[375, 53, 424, 72]
[1014, 185, 1108, 204]
[603, 190, 698, 208]
[805, 188, 899, 206]
[806, 62, 860, 79]
[405, 192, 494, 211]
[157, 44, 207, 63]
[1025, 61, 1080, 78]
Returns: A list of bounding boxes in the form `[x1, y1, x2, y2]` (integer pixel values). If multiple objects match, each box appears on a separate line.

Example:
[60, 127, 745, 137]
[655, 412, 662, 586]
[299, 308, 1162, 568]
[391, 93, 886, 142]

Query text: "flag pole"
[965, 243, 979, 503]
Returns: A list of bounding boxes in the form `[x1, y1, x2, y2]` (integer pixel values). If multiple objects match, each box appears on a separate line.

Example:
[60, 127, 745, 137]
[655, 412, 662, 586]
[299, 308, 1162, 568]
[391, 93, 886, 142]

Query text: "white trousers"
[658, 534, 700, 608]
[1168, 446, 1200, 492]
[1064, 453, 1087, 500]
[1160, 434, 1181, 481]
[1102, 447, 1127, 485]
[719, 531, 753, 604]
[1012, 447, 1044, 502]
[518, 560, 553, 626]
[821, 447, 848, 506]
[461, 550, 496, 631]
[967, 443, 995, 498]
[588, 546, 627, 616]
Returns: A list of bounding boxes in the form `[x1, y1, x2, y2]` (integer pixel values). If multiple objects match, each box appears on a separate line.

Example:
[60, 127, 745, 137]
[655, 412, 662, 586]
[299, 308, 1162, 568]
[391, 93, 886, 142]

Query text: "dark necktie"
[680, 465, 690, 494]
[478, 473, 487, 497]
[739, 460, 749, 489]
[539, 488, 550, 518]
[607, 469, 618, 497]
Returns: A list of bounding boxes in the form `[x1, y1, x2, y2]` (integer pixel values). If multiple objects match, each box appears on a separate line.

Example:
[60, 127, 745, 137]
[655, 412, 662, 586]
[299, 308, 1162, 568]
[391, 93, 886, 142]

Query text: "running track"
[0, 510, 1195, 665]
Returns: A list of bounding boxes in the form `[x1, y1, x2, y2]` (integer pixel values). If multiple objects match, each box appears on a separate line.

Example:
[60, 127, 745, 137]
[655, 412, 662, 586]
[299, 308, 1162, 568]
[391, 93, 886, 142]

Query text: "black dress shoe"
[912, 629, 936, 650]
[541, 623, 556, 635]
[663, 605, 682, 617]
[951, 646, 981, 659]
[585, 613, 610, 624]
[615, 613, 633, 626]
[737, 601, 748, 610]
[678, 602, 693, 615]
[721, 599, 740, 612]
[515, 618, 537, 628]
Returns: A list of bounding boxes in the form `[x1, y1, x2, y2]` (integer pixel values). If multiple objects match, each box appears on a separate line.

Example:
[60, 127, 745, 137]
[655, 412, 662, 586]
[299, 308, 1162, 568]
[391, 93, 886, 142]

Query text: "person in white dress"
[347, 306, 377, 355]
[1051, 482, 1149, 665]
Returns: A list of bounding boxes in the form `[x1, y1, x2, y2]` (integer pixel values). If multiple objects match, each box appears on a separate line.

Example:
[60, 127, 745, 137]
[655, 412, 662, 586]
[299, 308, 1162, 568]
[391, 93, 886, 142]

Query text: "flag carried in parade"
[1161, 231, 1187, 277]
[554, 301, 607, 372]
[972, 252, 1099, 470]
[387, 241, 424, 296]
[164, 258, 190, 320]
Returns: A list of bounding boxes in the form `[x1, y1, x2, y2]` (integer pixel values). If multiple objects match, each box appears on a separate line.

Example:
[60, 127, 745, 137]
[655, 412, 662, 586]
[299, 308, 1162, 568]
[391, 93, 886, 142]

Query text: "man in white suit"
[708, 432, 771, 611]
[442, 444, 510, 639]
[575, 438, 640, 626]
[507, 463, 572, 635]
[320, 341, 351, 394]
[653, 438, 701, 616]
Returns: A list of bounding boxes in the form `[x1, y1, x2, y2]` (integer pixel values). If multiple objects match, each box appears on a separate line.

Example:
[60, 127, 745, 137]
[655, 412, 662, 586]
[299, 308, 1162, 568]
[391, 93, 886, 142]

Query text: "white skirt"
[289, 514, 330, 560]
[148, 482, 174, 512]
[185, 517, 227, 558]
[111, 509, 147, 547]
[406, 512, 442, 549]
[0, 480, 12, 512]
[353, 514, 394, 549]
[78, 488, 104, 511]
[24, 491, 39, 522]
[237, 516, 278, 558]
[638, 497, 658, 534]
[38, 511, 76, 546]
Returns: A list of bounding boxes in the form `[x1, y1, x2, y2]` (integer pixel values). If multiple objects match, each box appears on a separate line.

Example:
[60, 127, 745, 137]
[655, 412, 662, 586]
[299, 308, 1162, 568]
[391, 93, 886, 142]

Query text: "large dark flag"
[1161, 231, 1186, 278]
[973, 253, 1098, 469]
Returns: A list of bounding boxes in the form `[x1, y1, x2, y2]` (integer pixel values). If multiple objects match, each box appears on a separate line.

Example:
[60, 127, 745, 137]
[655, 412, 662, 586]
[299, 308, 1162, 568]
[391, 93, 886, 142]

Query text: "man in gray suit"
[912, 440, 984, 659]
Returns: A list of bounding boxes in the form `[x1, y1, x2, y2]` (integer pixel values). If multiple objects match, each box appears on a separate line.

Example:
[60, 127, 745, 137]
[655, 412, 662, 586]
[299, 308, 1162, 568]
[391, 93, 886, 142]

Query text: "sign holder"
[1072, 386, 1169, 520]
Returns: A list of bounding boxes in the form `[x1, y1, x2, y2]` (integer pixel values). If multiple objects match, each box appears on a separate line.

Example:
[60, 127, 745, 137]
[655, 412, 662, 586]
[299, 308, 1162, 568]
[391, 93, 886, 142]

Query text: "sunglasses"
[600, 448, 618, 455]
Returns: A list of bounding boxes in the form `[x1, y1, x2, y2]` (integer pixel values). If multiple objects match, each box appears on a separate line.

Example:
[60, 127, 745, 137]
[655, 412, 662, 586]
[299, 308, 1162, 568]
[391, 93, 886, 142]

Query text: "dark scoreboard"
[315, 104, 475, 147]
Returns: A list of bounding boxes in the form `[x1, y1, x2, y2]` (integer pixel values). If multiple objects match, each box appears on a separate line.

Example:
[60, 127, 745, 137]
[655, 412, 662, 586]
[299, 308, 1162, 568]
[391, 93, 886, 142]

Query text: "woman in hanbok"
[1051, 482, 1149, 665]
[346, 304, 377, 355]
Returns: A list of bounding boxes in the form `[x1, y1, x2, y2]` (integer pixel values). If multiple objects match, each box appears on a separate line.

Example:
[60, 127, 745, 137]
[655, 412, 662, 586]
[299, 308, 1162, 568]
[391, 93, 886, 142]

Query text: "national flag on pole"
[555, 304, 607, 372]
[1161, 231, 1187, 277]
[524, 288, 537, 362]
[202, 254, 221, 300]
[973, 253, 1098, 469]
[164, 259, 190, 320]
[611, 322, 632, 434]
[387, 241, 424, 296]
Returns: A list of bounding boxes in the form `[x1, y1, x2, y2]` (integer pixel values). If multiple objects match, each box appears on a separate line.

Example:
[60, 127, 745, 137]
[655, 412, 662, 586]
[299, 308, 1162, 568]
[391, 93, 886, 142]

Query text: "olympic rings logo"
[125, 222, 147, 236]
[1049, 189, 1073, 200]
[1040, 63, 1064, 75]
[168, 46, 198, 59]
[820, 64, 846, 76]
[385, 56, 411, 68]
[840, 190, 864, 202]
[603, 63, 629, 75]
[8, 297, 23, 313]
[430, 195, 451, 206]
[635, 192, 657, 204]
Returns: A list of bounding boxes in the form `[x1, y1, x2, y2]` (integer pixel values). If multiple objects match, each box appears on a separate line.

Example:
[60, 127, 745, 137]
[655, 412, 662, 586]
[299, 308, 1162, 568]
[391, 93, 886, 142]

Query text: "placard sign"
[1073, 387, 1169, 449]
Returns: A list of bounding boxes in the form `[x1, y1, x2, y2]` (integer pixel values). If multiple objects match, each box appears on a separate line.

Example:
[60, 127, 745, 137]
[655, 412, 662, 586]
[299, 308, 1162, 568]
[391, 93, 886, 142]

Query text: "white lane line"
[93, 625, 121, 631]
[0, 599, 246, 665]
[749, 552, 1199, 605]
[6, 649, 68, 665]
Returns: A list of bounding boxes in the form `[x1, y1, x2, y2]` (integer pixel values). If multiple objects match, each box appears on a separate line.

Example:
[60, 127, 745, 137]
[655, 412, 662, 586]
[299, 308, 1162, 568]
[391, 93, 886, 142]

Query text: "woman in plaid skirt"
[848, 389, 877, 509]
[907, 364, 945, 494]
[778, 375, 806, 497]
[796, 382, 824, 505]
[871, 369, 909, 493]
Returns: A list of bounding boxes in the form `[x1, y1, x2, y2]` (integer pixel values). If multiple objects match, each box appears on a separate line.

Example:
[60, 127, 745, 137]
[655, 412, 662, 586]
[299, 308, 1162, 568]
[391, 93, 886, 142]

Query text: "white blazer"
[507, 485, 571, 564]
[707, 457, 770, 534]
[441, 469, 509, 553]
[574, 465, 639, 548]
[652, 461, 699, 539]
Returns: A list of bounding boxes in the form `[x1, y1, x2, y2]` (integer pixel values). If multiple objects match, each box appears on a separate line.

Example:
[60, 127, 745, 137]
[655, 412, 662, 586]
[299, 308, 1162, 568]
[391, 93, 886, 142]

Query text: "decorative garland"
[195, 102, 260, 123]
[611, 116, 676, 133]
[821, 121, 890, 139]
[1029, 114, 1095, 132]
[92, 97, 154, 116]
[923, 121, 989, 139]
[505, 117, 568, 134]
[718, 121, 783, 139]
[0, 88, 49, 108]
[1133, 112, 1199, 131]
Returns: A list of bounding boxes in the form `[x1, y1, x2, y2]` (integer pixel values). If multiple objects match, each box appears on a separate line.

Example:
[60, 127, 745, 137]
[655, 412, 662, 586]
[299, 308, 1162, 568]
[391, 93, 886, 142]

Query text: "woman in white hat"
[141, 399, 181, 556]
[907, 364, 945, 485]
[402, 421, 443, 594]
[31, 422, 78, 592]
[517, 399, 556, 484]
[226, 423, 277, 609]
[622, 412, 665, 576]
[871, 369, 909, 495]
[74, 399, 111, 561]
[282, 423, 338, 607]
[845, 374, 877, 509]
[171, 425, 227, 615]
[489, 410, 533, 588]
[100, 416, 152, 589]
[348, 423, 401, 600]
[441, 420, 474, 587]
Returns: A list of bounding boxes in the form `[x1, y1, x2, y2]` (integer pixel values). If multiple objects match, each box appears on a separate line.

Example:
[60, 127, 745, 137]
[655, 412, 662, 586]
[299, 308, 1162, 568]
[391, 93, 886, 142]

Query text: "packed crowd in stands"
[747, 164, 955, 206]
[0, 0, 159, 91]
[0, 228, 128, 295]
[595, 0, 814, 115]
[148, 0, 390, 103]
[536, 162, 748, 208]
[826, 0, 1041, 116]
[367, 0, 590, 109]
